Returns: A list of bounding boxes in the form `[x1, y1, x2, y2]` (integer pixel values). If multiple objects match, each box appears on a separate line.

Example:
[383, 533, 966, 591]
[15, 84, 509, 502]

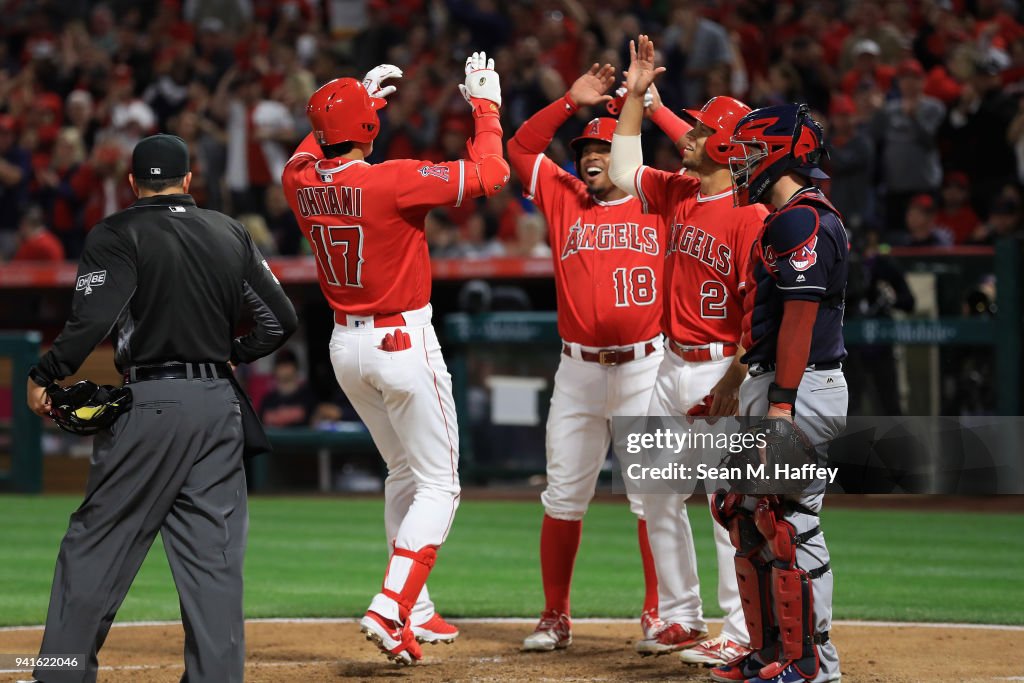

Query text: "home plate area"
[1, 619, 1022, 682]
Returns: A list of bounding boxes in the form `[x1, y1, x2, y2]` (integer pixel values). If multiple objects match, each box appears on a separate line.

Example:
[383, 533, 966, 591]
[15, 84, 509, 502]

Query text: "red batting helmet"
[679, 96, 752, 165]
[306, 77, 385, 146]
[570, 117, 617, 172]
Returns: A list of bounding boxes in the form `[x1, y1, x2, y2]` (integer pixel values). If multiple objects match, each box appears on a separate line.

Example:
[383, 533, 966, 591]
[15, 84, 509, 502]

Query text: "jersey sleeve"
[392, 159, 476, 212]
[231, 227, 299, 365]
[735, 205, 768, 294]
[634, 166, 698, 217]
[764, 205, 835, 302]
[35, 223, 137, 382]
[520, 153, 575, 211]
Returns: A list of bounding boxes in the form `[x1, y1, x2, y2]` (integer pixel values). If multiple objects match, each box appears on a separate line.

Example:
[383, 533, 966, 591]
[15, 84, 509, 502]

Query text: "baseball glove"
[720, 417, 817, 495]
[47, 380, 132, 436]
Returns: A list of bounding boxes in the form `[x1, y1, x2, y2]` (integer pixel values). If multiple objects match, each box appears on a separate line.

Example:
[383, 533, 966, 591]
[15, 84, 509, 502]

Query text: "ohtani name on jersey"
[667, 224, 732, 276]
[294, 185, 362, 218]
[560, 219, 659, 260]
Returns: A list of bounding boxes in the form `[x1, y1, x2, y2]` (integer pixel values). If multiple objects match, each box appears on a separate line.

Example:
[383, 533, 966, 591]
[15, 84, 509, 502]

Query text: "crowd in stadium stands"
[2, 0, 1024, 264]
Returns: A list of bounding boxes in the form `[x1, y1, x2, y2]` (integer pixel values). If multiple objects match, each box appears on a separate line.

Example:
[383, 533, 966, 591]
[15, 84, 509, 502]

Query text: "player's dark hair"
[321, 141, 355, 158]
[136, 175, 186, 192]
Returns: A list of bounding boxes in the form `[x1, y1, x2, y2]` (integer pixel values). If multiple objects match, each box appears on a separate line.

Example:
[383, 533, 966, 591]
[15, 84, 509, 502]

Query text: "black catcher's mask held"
[46, 381, 133, 436]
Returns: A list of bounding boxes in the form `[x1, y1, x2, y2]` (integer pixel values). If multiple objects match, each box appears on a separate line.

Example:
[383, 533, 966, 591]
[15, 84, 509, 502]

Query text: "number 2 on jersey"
[309, 224, 364, 287]
[613, 267, 656, 307]
[700, 280, 727, 318]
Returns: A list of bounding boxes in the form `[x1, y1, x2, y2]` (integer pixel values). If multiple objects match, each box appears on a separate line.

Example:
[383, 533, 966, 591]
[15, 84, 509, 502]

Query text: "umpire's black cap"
[132, 134, 190, 179]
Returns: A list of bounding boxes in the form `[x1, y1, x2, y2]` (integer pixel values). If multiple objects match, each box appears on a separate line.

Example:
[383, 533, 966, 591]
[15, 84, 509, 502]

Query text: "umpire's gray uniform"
[27, 135, 298, 683]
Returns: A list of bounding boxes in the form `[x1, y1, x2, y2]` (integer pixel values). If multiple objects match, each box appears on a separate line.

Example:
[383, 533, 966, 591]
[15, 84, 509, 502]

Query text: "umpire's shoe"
[360, 611, 423, 665]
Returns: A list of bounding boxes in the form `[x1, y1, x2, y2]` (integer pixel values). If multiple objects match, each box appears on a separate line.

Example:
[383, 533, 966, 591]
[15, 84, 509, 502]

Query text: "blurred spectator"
[845, 229, 915, 415]
[871, 59, 947, 234]
[265, 185, 303, 256]
[967, 196, 1024, 244]
[824, 93, 876, 232]
[12, 206, 64, 262]
[509, 213, 552, 258]
[840, 39, 895, 95]
[459, 213, 506, 259]
[74, 141, 135, 233]
[935, 172, 981, 244]
[0, 115, 31, 258]
[663, 2, 732, 107]
[839, 1, 905, 70]
[426, 209, 463, 259]
[238, 212, 277, 256]
[224, 69, 292, 216]
[947, 57, 1019, 214]
[904, 194, 951, 247]
[34, 127, 88, 257]
[106, 65, 158, 149]
[259, 348, 317, 428]
[65, 90, 100, 150]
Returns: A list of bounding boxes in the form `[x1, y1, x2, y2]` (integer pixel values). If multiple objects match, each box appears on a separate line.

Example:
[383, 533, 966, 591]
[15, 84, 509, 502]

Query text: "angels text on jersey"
[560, 218, 659, 260]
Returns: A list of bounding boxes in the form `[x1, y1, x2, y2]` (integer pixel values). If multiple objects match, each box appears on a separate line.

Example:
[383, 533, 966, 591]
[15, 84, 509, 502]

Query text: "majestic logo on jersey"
[666, 224, 733, 276]
[76, 270, 107, 295]
[418, 165, 451, 182]
[789, 235, 818, 271]
[295, 185, 363, 218]
[560, 219, 659, 259]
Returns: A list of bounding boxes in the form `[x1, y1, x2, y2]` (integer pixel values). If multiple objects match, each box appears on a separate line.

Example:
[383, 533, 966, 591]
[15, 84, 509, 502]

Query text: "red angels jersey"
[632, 168, 768, 345]
[283, 153, 475, 316]
[520, 154, 664, 347]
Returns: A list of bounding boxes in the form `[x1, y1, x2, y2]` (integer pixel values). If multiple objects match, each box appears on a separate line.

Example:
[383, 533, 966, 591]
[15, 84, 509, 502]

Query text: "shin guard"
[382, 545, 438, 621]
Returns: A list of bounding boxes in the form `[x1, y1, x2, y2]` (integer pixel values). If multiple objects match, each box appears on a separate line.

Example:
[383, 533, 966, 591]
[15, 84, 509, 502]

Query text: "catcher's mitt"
[720, 418, 818, 495]
[46, 380, 132, 436]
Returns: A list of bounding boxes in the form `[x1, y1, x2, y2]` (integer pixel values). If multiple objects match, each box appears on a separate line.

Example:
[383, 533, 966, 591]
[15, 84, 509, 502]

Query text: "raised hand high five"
[568, 63, 616, 108]
[626, 34, 665, 99]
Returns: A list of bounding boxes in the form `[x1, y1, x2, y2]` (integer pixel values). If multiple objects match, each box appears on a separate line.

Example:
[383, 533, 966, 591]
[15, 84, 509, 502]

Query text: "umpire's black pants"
[35, 377, 247, 683]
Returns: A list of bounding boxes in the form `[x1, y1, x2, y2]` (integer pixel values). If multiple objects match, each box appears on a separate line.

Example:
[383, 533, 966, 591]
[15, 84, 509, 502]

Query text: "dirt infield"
[2, 620, 1022, 682]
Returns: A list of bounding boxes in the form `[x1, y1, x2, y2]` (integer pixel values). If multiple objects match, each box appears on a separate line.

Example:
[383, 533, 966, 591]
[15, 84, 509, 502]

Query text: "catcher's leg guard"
[712, 491, 774, 651]
[754, 498, 831, 680]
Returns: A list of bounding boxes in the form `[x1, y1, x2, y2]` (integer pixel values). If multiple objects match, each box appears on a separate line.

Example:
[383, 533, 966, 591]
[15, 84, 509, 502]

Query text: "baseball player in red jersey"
[281, 56, 510, 665]
[507, 64, 695, 652]
[609, 36, 769, 666]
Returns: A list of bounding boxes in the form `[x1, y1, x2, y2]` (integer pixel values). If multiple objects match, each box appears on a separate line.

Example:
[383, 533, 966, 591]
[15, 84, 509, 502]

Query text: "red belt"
[669, 341, 737, 362]
[334, 311, 407, 327]
[563, 341, 656, 366]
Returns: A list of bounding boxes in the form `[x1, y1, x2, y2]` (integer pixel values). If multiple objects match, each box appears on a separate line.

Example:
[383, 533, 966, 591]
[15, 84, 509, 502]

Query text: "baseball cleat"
[742, 662, 841, 683]
[679, 634, 753, 667]
[522, 609, 572, 652]
[640, 608, 667, 640]
[634, 622, 708, 656]
[412, 613, 459, 644]
[710, 653, 766, 682]
[359, 610, 423, 665]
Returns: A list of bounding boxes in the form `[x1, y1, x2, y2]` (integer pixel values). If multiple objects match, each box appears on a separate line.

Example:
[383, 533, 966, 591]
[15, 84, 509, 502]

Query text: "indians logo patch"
[418, 165, 450, 182]
[789, 235, 818, 272]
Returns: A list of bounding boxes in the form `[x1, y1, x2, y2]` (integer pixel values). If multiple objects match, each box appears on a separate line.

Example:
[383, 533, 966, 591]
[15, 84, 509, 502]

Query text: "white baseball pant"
[644, 347, 748, 642]
[543, 338, 664, 520]
[328, 303, 459, 624]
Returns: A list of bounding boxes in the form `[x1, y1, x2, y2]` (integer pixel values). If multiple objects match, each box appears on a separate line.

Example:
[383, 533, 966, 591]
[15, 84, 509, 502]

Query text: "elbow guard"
[476, 154, 510, 196]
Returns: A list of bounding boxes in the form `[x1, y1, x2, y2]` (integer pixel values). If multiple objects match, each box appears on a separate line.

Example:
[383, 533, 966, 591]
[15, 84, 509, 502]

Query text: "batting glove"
[362, 63, 403, 100]
[606, 85, 653, 116]
[459, 51, 501, 107]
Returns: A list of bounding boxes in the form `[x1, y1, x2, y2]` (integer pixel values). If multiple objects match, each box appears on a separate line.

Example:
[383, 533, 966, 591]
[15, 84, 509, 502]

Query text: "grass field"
[0, 496, 1021, 627]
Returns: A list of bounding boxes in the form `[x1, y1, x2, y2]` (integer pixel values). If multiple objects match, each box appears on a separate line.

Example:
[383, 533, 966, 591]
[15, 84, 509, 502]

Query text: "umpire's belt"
[748, 361, 842, 377]
[669, 340, 737, 363]
[563, 341, 656, 366]
[124, 362, 232, 383]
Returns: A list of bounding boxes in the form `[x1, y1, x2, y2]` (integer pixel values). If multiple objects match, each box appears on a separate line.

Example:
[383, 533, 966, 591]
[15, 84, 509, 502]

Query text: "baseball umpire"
[709, 104, 847, 683]
[25, 134, 298, 683]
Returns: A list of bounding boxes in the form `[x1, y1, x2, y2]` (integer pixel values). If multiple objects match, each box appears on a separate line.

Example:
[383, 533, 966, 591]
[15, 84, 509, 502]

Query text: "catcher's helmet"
[570, 117, 617, 172]
[729, 103, 828, 206]
[679, 96, 752, 165]
[306, 77, 385, 146]
[47, 380, 132, 436]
